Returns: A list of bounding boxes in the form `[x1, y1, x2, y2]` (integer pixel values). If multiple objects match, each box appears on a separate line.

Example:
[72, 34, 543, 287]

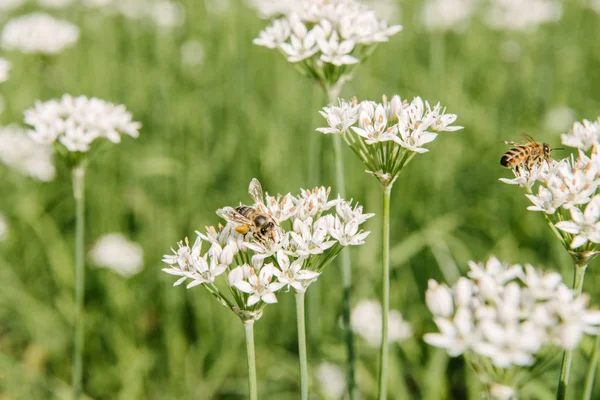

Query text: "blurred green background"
[1, 0, 600, 398]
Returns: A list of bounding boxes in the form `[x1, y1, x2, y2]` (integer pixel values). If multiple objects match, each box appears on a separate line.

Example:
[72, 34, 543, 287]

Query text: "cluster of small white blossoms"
[317, 95, 462, 186]
[89, 233, 144, 278]
[315, 362, 346, 399]
[422, 0, 478, 32]
[0, 125, 56, 182]
[351, 299, 412, 347]
[484, 0, 563, 31]
[82, 0, 184, 28]
[1, 13, 79, 55]
[162, 179, 373, 322]
[253, 0, 401, 84]
[501, 117, 600, 252]
[24, 94, 141, 154]
[424, 257, 600, 369]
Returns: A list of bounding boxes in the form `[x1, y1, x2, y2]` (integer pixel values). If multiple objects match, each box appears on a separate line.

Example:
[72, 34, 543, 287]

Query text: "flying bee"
[216, 179, 280, 246]
[500, 133, 562, 171]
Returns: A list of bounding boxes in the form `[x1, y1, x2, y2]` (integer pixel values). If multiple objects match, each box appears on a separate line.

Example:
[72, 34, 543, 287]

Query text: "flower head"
[561, 118, 600, 151]
[24, 94, 141, 154]
[351, 299, 412, 347]
[89, 233, 144, 278]
[1, 13, 79, 54]
[0, 125, 56, 181]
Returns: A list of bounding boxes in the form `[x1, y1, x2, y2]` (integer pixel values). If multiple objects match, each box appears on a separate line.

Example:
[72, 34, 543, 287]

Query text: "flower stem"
[556, 262, 587, 400]
[72, 164, 86, 400]
[377, 184, 392, 400]
[244, 322, 258, 400]
[327, 85, 356, 400]
[295, 292, 309, 400]
[583, 334, 600, 400]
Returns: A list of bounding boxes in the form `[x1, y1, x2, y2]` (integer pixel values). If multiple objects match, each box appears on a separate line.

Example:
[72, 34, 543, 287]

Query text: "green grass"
[1, 0, 600, 398]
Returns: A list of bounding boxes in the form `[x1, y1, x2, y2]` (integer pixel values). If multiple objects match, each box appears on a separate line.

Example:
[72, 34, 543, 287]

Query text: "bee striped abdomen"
[501, 145, 528, 168]
[235, 205, 254, 218]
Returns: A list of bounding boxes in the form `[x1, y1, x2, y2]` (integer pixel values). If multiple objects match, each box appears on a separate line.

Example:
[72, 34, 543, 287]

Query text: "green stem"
[377, 184, 392, 400]
[583, 334, 600, 400]
[556, 263, 587, 400]
[72, 164, 86, 400]
[244, 322, 258, 400]
[295, 292, 309, 400]
[326, 85, 356, 400]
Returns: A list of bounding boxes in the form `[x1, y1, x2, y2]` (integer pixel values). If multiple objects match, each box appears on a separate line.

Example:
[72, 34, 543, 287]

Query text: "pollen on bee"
[235, 225, 250, 235]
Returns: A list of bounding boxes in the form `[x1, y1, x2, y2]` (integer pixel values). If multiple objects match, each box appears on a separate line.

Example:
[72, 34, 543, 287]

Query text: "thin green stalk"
[377, 184, 392, 400]
[244, 322, 258, 400]
[72, 164, 86, 400]
[556, 263, 587, 400]
[583, 334, 600, 400]
[326, 85, 356, 400]
[295, 292, 309, 400]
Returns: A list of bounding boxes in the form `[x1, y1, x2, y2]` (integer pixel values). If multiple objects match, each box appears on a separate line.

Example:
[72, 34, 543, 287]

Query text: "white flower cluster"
[317, 95, 462, 186]
[351, 299, 412, 347]
[424, 257, 600, 368]
[162, 179, 373, 322]
[1, 13, 79, 55]
[0, 125, 56, 182]
[253, 0, 402, 75]
[485, 0, 562, 31]
[315, 362, 346, 399]
[24, 94, 141, 153]
[501, 118, 600, 250]
[422, 0, 478, 32]
[82, 0, 184, 28]
[89, 233, 144, 278]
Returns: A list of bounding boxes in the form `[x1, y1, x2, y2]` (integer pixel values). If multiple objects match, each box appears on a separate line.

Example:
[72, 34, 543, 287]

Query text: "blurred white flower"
[24, 94, 141, 153]
[0, 125, 56, 181]
[180, 40, 205, 66]
[0, 0, 25, 11]
[544, 106, 576, 134]
[247, 0, 297, 18]
[90, 233, 144, 278]
[489, 383, 517, 400]
[561, 117, 600, 151]
[152, 1, 184, 28]
[555, 195, 600, 248]
[426, 280, 454, 318]
[589, 0, 600, 14]
[1, 13, 79, 55]
[422, 0, 477, 32]
[424, 257, 600, 368]
[315, 362, 346, 399]
[485, 0, 562, 31]
[38, 0, 75, 8]
[0, 58, 11, 84]
[0, 213, 8, 242]
[351, 299, 412, 347]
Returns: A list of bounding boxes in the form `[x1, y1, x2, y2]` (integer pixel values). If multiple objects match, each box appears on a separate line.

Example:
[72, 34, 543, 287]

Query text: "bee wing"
[518, 132, 537, 144]
[248, 178, 264, 205]
[500, 140, 521, 146]
[216, 206, 253, 225]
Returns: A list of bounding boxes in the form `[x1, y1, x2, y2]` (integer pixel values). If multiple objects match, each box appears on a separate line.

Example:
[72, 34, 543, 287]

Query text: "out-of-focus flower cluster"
[0, 13, 79, 55]
[90, 233, 144, 278]
[0, 125, 56, 182]
[501, 116, 600, 254]
[253, 0, 401, 86]
[317, 94, 462, 186]
[162, 179, 373, 323]
[424, 257, 600, 395]
[24, 94, 141, 155]
[81, 0, 185, 28]
[351, 299, 412, 347]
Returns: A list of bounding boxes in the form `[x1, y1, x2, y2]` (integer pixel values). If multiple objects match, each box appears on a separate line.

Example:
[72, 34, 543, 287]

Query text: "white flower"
[279, 16, 321, 62]
[229, 263, 285, 306]
[1, 13, 79, 55]
[0, 213, 8, 242]
[316, 98, 360, 135]
[556, 196, 600, 248]
[351, 299, 412, 347]
[318, 31, 358, 66]
[247, 0, 298, 18]
[0, 125, 56, 181]
[290, 217, 336, 256]
[151, 1, 184, 28]
[424, 308, 477, 357]
[330, 216, 370, 246]
[264, 192, 297, 222]
[525, 185, 563, 214]
[422, 0, 477, 32]
[500, 161, 548, 189]
[489, 383, 517, 400]
[553, 287, 600, 349]
[0, 58, 10, 84]
[335, 199, 374, 224]
[272, 251, 319, 293]
[561, 118, 600, 151]
[544, 106, 576, 133]
[485, 0, 563, 31]
[162, 237, 228, 287]
[38, 0, 75, 8]
[426, 280, 454, 318]
[89, 233, 144, 278]
[180, 40, 205, 66]
[315, 362, 346, 399]
[253, 18, 291, 49]
[25, 94, 141, 153]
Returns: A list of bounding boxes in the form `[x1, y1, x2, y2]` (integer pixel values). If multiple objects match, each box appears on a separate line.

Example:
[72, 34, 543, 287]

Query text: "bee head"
[543, 144, 550, 155]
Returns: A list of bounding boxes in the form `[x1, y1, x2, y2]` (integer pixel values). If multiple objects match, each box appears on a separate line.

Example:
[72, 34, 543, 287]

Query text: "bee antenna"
[552, 147, 565, 151]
